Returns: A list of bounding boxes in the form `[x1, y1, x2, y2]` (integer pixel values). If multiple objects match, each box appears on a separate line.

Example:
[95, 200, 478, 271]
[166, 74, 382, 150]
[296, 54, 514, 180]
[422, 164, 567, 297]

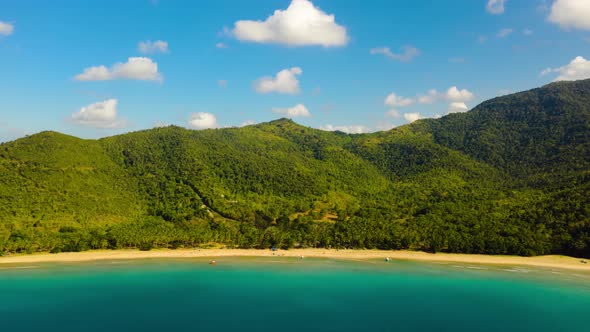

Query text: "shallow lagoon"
[1, 257, 589, 332]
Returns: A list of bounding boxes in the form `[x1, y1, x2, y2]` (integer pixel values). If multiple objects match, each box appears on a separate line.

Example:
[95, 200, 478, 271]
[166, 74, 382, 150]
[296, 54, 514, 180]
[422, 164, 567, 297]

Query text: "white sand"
[0, 248, 589, 271]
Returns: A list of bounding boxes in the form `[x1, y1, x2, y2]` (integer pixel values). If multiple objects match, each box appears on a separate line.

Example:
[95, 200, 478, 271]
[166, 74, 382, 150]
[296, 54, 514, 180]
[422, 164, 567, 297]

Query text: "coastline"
[0, 249, 589, 271]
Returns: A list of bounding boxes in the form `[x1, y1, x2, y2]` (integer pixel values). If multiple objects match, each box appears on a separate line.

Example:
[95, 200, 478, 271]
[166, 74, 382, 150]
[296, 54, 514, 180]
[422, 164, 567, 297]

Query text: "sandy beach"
[0, 249, 589, 271]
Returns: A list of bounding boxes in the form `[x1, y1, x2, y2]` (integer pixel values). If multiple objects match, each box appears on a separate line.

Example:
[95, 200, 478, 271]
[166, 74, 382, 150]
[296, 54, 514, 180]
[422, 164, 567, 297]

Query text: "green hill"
[414, 80, 590, 182]
[1, 80, 589, 257]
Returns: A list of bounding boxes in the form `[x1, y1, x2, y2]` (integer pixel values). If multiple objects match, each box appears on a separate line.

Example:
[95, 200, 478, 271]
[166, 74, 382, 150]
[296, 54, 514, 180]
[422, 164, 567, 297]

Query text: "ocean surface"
[1, 257, 589, 332]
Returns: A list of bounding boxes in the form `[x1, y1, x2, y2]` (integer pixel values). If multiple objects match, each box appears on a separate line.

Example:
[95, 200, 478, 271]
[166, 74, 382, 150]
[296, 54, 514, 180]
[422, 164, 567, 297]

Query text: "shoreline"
[0, 249, 589, 271]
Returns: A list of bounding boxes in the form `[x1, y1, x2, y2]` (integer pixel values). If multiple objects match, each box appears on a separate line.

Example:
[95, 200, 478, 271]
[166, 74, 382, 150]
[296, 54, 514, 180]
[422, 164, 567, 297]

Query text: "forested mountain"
[1, 80, 589, 257]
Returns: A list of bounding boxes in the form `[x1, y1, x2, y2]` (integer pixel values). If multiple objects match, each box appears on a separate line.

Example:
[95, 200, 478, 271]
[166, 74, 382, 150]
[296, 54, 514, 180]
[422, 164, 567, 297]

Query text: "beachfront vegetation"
[0, 80, 588, 257]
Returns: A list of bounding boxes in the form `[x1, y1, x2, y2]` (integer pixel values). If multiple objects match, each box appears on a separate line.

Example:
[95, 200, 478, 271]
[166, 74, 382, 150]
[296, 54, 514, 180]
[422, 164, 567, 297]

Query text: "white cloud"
[216, 42, 228, 49]
[414, 86, 474, 104]
[541, 56, 590, 81]
[272, 104, 311, 117]
[153, 121, 170, 128]
[385, 109, 401, 118]
[70, 99, 126, 128]
[75, 57, 162, 81]
[477, 35, 488, 44]
[370, 46, 421, 62]
[254, 67, 302, 94]
[449, 57, 466, 63]
[232, 0, 348, 47]
[0, 21, 14, 35]
[218, 79, 228, 88]
[523, 28, 533, 36]
[497, 28, 513, 38]
[404, 112, 422, 123]
[548, 0, 590, 30]
[384, 93, 414, 107]
[447, 102, 469, 114]
[445, 86, 474, 102]
[188, 112, 218, 130]
[240, 120, 256, 127]
[417, 89, 440, 104]
[486, 0, 506, 15]
[383, 86, 473, 119]
[138, 40, 169, 54]
[320, 124, 369, 134]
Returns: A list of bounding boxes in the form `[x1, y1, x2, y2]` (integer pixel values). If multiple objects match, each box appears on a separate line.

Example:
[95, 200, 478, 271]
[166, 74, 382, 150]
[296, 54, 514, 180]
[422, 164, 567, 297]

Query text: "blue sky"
[1, 0, 590, 141]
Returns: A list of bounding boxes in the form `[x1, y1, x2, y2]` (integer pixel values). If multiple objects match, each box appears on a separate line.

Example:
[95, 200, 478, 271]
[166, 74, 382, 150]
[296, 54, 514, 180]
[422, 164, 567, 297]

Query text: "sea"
[1, 257, 589, 332]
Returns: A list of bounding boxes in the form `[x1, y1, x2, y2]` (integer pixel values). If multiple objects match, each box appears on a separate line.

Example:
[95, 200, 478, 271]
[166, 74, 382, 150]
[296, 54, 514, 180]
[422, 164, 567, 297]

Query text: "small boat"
[209, 260, 217, 265]
[385, 257, 391, 262]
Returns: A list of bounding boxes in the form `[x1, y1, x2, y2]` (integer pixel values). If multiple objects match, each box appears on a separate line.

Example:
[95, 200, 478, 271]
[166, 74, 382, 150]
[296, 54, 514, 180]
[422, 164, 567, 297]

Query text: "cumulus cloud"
[254, 67, 302, 94]
[138, 40, 169, 54]
[442, 88, 474, 114]
[370, 46, 421, 62]
[272, 104, 311, 117]
[417, 89, 440, 104]
[216, 42, 228, 49]
[75, 57, 162, 81]
[497, 28, 513, 38]
[414, 87, 474, 104]
[0, 21, 14, 35]
[383, 86, 474, 118]
[70, 99, 126, 128]
[445, 86, 474, 102]
[548, 0, 590, 30]
[232, 0, 348, 47]
[448, 102, 469, 114]
[523, 28, 533, 36]
[384, 86, 474, 122]
[188, 112, 218, 130]
[404, 112, 422, 123]
[384, 93, 414, 107]
[541, 56, 590, 81]
[320, 124, 369, 134]
[486, 0, 506, 14]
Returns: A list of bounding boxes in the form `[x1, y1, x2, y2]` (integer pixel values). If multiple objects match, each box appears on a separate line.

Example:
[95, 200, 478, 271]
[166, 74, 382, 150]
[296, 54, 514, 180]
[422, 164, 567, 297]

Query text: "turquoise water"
[1, 258, 589, 332]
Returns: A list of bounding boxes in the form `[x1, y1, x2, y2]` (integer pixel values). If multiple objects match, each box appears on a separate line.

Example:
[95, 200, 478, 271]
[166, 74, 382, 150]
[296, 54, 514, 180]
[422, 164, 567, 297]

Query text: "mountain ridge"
[0, 80, 588, 257]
